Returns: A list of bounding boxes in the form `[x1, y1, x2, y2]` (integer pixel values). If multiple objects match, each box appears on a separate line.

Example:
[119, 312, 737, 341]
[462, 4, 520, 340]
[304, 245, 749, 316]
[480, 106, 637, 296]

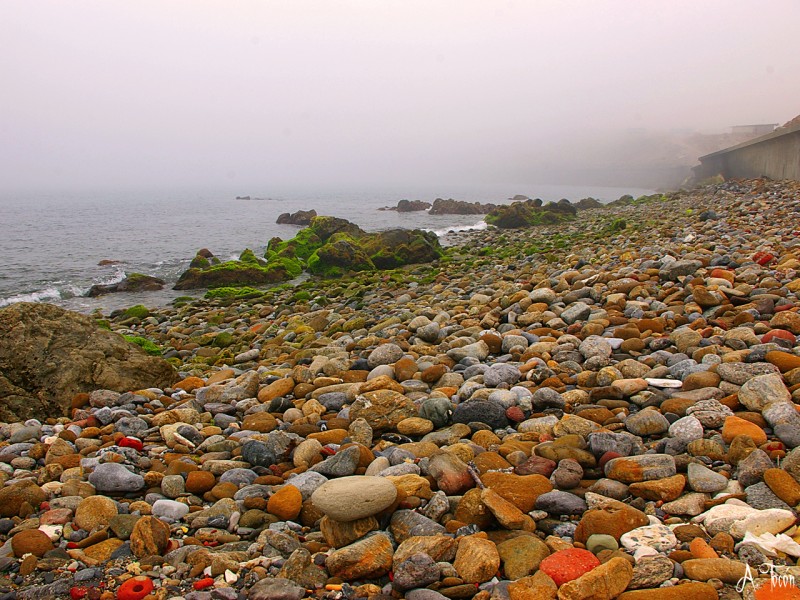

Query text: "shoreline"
[0, 183, 657, 314]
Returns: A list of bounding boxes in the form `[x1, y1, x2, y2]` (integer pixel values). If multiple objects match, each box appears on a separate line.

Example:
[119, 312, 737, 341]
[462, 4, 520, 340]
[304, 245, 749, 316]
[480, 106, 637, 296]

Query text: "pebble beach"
[3, 177, 800, 600]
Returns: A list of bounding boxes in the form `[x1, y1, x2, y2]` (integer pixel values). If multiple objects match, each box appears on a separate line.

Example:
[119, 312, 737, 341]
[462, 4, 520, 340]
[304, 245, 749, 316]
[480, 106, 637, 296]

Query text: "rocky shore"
[1, 178, 800, 600]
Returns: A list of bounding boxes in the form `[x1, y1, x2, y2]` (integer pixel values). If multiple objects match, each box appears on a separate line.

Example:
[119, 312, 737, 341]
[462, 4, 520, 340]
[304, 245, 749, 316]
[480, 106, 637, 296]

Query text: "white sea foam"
[0, 267, 127, 307]
[97, 267, 126, 286]
[0, 287, 64, 307]
[425, 220, 488, 237]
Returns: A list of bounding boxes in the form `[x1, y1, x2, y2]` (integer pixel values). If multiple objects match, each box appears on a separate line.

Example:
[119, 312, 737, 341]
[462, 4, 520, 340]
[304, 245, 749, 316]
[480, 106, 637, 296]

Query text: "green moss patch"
[123, 335, 162, 356]
[123, 304, 150, 320]
[486, 199, 577, 229]
[175, 215, 444, 289]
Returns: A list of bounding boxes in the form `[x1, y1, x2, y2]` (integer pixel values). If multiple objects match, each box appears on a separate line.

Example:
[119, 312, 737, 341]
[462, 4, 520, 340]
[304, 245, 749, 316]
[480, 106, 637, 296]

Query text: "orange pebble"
[689, 537, 718, 559]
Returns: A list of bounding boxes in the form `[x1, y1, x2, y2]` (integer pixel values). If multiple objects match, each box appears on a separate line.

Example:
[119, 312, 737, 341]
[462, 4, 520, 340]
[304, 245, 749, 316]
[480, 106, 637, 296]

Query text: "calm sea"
[0, 183, 653, 314]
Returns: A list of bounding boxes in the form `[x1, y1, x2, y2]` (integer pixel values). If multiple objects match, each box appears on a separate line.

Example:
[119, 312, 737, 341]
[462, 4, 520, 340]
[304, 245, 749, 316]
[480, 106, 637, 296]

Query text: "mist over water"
[1, 1, 799, 194]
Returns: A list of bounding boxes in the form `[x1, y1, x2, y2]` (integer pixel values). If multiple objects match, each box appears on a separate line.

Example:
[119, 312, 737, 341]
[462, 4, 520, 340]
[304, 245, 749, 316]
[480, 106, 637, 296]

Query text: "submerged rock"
[87, 272, 165, 296]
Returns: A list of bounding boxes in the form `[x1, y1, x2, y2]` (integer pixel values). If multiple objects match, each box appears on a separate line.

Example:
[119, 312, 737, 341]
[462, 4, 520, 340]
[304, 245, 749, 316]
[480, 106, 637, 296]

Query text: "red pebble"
[193, 577, 215, 590]
[70, 587, 88, 600]
[762, 329, 796, 344]
[117, 575, 153, 600]
[763, 441, 786, 452]
[118, 437, 144, 452]
[505, 406, 525, 423]
[539, 548, 601, 586]
[752, 251, 775, 266]
[599, 451, 622, 470]
[710, 268, 733, 279]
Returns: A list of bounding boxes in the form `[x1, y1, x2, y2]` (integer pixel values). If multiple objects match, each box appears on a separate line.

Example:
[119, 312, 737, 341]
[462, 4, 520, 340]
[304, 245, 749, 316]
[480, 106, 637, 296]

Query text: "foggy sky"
[2, 1, 799, 192]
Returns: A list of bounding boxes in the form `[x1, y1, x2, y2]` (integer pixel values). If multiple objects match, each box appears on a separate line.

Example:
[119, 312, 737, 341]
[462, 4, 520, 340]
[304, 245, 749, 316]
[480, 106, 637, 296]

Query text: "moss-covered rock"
[267, 228, 322, 262]
[238, 248, 265, 265]
[178, 216, 443, 287]
[486, 199, 577, 229]
[189, 249, 219, 269]
[174, 248, 294, 290]
[123, 335, 162, 356]
[361, 229, 442, 269]
[174, 261, 289, 290]
[308, 237, 375, 276]
[204, 286, 262, 300]
[308, 216, 365, 241]
[123, 304, 150, 320]
[273, 217, 442, 277]
[212, 332, 234, 348]
[264, 255, 303, 278]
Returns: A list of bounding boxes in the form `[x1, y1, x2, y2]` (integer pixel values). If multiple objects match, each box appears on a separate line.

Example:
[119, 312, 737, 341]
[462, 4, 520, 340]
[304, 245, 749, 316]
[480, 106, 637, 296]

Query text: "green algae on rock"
[174, 248, 295, 290]
[485, 198, 578, 228]
[269, 215, 442, 275]
[123, 304, 150, 319]
[248, 217, 442, 286]
[122, 335, 162, 356]
[204, 286, 263, 300]
[176, 216, 441, 289]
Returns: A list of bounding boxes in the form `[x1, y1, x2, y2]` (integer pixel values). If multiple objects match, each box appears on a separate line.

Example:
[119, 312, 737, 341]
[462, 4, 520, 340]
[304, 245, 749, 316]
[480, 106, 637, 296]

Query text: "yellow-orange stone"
[766, 351, 800, 373]
[206, 369, 235, 385]
[721, 416, 767, 445]
[185, 471, 216, 494]
[763, 468, 800, 506]
[174, 377, 205, 392]
[257, 377, 296, 403]
[268, 484, 303, 521]
[689, 537, 719, 559]
[454, 535, 501, 584]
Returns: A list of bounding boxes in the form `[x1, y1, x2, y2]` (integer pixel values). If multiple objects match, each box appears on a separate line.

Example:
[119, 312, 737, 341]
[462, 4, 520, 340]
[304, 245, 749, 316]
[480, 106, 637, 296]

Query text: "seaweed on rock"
[174, 216, 443, 289]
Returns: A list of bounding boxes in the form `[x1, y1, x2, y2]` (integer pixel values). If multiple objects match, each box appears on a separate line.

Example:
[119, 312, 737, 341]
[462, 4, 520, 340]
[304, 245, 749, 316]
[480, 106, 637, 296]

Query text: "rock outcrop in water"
[0, 302, 178, 421]
[276, 209, 317, 225]
[380, 199, 432, 212]
[174, 248, 296, 290]
[86, 272, 165, 296]
[428, 198, 498, 215]
[485, 198, 578, 228]
[175, 216, 443, 288]
[270, 216, 443, 277]
[397, 199, 432, 212]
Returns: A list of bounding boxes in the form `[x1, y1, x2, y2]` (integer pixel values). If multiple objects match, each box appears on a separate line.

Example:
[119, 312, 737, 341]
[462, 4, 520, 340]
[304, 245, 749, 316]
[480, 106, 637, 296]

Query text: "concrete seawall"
[694, 123, 800, 181]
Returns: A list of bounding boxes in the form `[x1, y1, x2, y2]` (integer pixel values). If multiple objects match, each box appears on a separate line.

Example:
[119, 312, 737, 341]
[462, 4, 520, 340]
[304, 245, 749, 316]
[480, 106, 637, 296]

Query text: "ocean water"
[0, 183, 653, 314]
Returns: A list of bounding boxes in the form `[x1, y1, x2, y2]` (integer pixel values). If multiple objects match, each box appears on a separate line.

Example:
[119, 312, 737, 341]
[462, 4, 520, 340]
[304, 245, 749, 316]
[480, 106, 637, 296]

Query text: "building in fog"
[729, 124, 778, 136]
